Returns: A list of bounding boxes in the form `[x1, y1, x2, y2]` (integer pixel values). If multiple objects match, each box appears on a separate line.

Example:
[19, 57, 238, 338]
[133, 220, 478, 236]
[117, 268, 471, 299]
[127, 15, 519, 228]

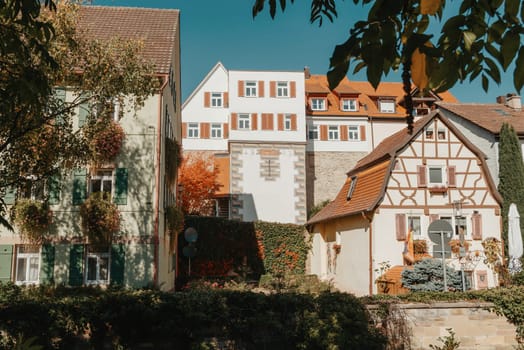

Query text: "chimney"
[496, 95, 506, 104]
[506, 93, 522, 110]
[304, 66, 311, 79]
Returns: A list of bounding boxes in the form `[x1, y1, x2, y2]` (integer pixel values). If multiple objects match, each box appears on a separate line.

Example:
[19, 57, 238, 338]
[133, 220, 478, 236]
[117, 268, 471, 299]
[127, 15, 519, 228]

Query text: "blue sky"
[94, 0, 517, 104]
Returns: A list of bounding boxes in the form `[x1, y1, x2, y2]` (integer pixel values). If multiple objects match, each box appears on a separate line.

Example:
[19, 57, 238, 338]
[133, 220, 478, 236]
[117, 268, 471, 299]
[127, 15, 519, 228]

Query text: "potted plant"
[449, 239, 470, 255]
[85, 119, 125, 165]
[11, 199, 52, 243]
[80, 192, 120, 245]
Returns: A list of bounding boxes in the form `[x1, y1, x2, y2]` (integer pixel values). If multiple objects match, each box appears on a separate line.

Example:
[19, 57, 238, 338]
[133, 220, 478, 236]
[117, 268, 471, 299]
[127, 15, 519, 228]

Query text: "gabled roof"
[77, 6, 180, 75]
[437, 102, 524, 136]
[307, 111, 502, 225]
[182, 62, 228, 108]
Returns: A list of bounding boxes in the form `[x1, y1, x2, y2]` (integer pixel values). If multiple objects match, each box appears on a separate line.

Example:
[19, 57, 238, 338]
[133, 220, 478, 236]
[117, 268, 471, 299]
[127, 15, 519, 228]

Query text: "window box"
[429, 186, 448, 193]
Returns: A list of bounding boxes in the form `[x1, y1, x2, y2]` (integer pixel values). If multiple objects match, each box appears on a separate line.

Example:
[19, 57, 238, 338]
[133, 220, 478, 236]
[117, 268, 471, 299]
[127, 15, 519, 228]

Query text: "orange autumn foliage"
[178, 153, 221, 216]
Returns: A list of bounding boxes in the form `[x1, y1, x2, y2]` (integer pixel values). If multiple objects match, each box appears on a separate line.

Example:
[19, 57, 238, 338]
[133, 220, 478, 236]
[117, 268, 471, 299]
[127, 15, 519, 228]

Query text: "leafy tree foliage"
[0, 1, 157, 228]
[253, 0, 524, 132]
[401, 258, 464, 292]
[177, 152, 221, 215]
[498, 123, 524, 250]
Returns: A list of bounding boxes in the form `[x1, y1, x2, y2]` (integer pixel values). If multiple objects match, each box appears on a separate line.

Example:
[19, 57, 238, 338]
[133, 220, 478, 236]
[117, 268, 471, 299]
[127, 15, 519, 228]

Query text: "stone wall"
[393, 302, 518, 349]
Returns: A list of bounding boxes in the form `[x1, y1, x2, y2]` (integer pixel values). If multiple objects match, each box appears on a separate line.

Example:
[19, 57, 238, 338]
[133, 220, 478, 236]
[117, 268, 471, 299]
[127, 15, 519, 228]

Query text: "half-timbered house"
[307, 111, 503, 295]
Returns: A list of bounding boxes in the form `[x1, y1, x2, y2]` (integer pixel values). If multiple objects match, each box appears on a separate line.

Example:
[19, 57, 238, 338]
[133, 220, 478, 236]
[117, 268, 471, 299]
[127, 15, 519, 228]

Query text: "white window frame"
[284, 114, 292, 131]
[188, 123, 199, 138]
[407, 216, 422, 237]
[311, 98, 326, 111]
[238, 114, 251, 130]
[425, 127, 434, 139]
[341, 98, 358, 111]
[379, 99, 396, 113]
[211, 92, 223, 107]
[277, 81, 289, 97]
[328, 125, 339, 140]
[348, 125, 359, 141]
[245, 81, 257, 97]
[428, 166, 446, 186]
[308, 125, 319, 140]
[19, 177, 45, 201]
[211, 123, 222, 138]
[90, 170, 113, 198]
[15, 245, 40, 285]
[85, 247, 110, 285]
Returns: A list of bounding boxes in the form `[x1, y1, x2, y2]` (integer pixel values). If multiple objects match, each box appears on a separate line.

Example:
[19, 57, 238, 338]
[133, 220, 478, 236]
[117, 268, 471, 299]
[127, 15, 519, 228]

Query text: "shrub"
[401, 258, 465, 292]
[11, 199, 52, 243]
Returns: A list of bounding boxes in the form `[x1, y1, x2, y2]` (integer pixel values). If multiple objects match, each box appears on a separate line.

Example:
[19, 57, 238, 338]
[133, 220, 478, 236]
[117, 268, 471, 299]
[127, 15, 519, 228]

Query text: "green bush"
[401, 258, 465, 292]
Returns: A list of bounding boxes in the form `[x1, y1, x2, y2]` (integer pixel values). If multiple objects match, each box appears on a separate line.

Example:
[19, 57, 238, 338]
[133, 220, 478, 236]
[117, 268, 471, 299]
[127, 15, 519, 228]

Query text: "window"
[437, 129, 446, 140]
[15, 245, 40, 285]
[245, 81, 257, 97]
[90, 170, 113, 197]
[425, 127, 434, 139]
[19, 179, 45, 201]
[277, 82, 289, 97]
[188, 123, 199, 138]
[408, 216, 421, 236]
[428, 166, 444, 185]
[379, 99, 395, 113]
[308, 125, 319, 140]
[342, 98, 358, 111]
[238, 114, 250, 130]
[346, 176, 357, 200]
[311, 98, 326, 111]
[85, 246, 110, 285]
[328, 126, 339, 140]
[211, 123, 222, 138]
[455, 216, 467, 238]
[284, 115, 292, 130]
[348, 126, 359, 140]
[211, 92, 223, 107]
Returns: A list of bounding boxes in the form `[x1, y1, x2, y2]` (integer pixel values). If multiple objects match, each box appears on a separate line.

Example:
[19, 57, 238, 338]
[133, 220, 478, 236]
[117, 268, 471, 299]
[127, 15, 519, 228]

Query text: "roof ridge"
[82, 5, 180, 12]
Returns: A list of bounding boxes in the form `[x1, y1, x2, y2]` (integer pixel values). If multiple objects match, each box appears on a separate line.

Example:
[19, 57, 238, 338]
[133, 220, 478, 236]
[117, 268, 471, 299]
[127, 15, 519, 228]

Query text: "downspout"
[153, 76, 169, 286]
[361, 211, 373, 295]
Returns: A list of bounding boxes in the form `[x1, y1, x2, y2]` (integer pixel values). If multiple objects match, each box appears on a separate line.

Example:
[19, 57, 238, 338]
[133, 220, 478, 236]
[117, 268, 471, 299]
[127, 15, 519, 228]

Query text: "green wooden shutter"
[78, 102, 89, 128]
[55, 88, 67, 125]
[68, 244, 84, 286]
[114, 168, 128, 205]
[0, 245, 13, 283]
[39, 244, 55, 284]
[72, 169, 87, 205]
[3, 187, 16, 205]
[47, 174, 61, 205]
[110, 244, 125, 286]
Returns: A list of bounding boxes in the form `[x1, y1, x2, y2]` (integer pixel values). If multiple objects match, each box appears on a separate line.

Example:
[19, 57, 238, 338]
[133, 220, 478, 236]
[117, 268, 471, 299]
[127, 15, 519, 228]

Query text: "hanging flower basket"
[11, 199, 52, 243]
[80, 192, 120, 245]
[86, 119, 125, 164]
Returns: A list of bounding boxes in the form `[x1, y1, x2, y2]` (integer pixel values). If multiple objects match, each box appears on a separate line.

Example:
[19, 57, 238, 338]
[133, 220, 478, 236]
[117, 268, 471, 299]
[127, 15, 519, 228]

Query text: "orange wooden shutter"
[447, 166, 456, 187]
[340, 125, 348, 141]
[396, 214, 407, 241]
[223, 123, 229, 138]
[268, 113, 274, 130]
[238, 81, 244, 97]
[270, 81, 276, 97]
[290, 81, 296, 98]
[182, 122, 187, 138]
[231, 113, 238, 130]
[223, 92, 229, 107]
[277, 114, 284, 131]
[251, 113, 258, 130]
[360, 125, 366, 141]
[417, 165, 427, 187]
[472, 213, 482, 240]
[201, 123, 210, 139]
[291, 114, 297, 131]
[262, 113, 272, 130]
[320, 125, 328, 140]
[258, 81, 264, 97]
[204, 92, 210, 107]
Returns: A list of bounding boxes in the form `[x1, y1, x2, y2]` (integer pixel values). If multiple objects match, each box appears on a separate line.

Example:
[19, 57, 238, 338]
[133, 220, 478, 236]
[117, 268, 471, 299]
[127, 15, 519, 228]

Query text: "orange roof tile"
[77, 6, 179, 75]
[437, 102, 524, 135]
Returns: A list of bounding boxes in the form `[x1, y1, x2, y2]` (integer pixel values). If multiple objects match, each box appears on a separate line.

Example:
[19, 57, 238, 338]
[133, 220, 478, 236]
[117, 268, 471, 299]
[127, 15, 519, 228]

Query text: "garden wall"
[400, 302, 517, 349]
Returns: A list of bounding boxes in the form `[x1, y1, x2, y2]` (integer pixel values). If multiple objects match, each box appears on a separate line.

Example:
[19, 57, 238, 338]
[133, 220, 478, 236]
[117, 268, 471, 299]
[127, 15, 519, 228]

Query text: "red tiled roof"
[77, 6, 179, 75]
[437, 102, 524, 135]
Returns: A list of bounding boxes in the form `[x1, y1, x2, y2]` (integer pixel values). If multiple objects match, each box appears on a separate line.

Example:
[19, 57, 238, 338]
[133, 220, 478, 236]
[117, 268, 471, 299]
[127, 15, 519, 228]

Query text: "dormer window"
[341, 98, 358, 111]
[379, 99, 395, 113]
[311, 98, 326, 111]
[347, 176, 357, 200]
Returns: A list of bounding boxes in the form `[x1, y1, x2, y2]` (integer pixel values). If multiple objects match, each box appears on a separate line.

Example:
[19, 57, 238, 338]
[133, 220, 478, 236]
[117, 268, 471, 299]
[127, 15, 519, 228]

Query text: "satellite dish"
[427, 219, 453, 258]
[183, 245, 197, 258]
[184, 227, 198, 243]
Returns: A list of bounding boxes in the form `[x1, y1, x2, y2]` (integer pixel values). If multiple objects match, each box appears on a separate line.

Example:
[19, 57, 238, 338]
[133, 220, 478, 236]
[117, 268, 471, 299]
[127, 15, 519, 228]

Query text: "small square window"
[311, 98, 326, 111]
[211, 93, 223, 107]
[342, 98, 358, 111]
[408, 216, 421, 236]
[438, 129, 446, 140]
[245, 81, 257, 97]
[238, 114, 250, 130]
[348, 126, 359, 140]
[428, 166, 444, 185]
[277, 82, 289, 97]
[425, 128, 434, 139]
[328, 126, 339, 140]
[379, 100, 395, 113]
[211, 123, 222, 138]
[308, 125, 319, 140]
[284, 115, 292, 130]
[188, 123, 199, 138]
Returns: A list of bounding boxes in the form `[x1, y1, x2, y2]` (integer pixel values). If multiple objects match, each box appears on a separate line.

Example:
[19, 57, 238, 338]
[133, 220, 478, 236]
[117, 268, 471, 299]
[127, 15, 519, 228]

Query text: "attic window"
[346, 176, 357, 200]
[379, 99, 395, 113]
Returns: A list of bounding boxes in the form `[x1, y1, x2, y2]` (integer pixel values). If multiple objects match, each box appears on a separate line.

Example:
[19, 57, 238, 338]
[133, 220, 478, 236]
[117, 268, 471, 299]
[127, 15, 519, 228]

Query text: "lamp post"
[453, 200, 466, 292]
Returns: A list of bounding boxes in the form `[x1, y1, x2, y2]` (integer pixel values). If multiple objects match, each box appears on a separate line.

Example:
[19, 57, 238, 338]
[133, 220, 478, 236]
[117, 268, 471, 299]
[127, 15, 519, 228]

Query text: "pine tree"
[498, 123, 524, 249]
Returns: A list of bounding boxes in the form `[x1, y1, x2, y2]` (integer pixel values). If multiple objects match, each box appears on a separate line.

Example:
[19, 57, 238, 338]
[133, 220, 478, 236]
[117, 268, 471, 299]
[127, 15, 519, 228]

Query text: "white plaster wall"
[369, 119, 410, 149]
[238, 148, 297, 223]
[306, 117, 369, 152]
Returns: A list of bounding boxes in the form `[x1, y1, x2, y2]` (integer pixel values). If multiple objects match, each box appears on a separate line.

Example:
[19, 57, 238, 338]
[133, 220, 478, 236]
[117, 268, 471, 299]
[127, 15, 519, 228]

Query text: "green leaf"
[463, 31, 476, 51]
[484, 56, 501, 83]
[514, 47, 524, 92]
[505, 0, 519, 19]
[486, 42, 503, 63]
[501, 30, 519, 70]
[482, 74, 489, 92]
